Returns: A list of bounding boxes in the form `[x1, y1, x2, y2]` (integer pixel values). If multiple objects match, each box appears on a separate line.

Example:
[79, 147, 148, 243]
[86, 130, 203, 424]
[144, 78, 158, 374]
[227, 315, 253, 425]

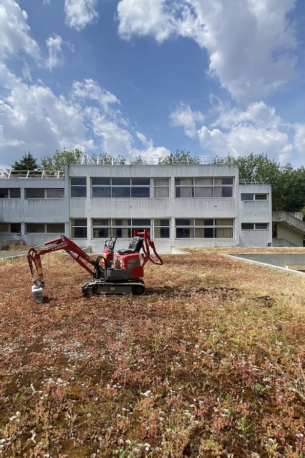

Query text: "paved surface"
[0, 251, 27, 259]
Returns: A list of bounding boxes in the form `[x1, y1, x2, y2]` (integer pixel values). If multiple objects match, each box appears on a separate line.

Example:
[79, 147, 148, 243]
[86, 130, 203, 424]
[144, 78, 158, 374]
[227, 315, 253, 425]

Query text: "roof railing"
[0, 170, 65, 179]
[239, 179, 269, 185]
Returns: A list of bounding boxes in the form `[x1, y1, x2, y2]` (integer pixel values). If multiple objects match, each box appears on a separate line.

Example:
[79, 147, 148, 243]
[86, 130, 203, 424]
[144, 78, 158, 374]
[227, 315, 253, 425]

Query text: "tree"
[158, 149, 200, 165]
[215, 153, 305, 212]
[11, 152, 39, 171]
[40, 148, 84, 170]
[130, 156, 148, 165]
[94, 152, 126, 165]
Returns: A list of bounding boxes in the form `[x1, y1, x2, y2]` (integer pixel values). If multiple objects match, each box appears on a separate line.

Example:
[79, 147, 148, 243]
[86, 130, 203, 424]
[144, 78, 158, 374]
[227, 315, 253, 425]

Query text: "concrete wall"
[68, 164, 240, 251]
[1, 165, 273, 250]
[276, 223, 304, 247]
[238, 184, 272, 247]
[0, 178, 69, 246]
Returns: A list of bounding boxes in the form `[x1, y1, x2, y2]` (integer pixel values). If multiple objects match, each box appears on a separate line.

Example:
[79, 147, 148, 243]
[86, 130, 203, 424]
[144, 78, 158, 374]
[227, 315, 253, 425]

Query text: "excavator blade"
[32, 285, 44, 303]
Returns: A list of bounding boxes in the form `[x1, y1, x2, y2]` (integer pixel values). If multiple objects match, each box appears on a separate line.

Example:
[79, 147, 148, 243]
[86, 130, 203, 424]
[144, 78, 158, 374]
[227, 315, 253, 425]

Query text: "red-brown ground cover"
[1, 248, 305, 458]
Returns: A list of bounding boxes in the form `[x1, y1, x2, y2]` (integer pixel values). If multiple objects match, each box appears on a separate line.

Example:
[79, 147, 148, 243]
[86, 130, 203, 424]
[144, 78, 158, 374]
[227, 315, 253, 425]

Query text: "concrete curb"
[225, 254, 305, 276]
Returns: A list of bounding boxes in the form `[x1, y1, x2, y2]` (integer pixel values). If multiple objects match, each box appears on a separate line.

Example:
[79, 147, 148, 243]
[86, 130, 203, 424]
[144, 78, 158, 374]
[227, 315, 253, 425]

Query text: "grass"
[0, 247, 305, 457]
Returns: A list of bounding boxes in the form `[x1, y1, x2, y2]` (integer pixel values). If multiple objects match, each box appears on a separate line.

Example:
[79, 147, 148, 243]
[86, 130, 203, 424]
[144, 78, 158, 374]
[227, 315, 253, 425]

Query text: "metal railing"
[239, 179, 269, 185]
[0, 170, 65, 179]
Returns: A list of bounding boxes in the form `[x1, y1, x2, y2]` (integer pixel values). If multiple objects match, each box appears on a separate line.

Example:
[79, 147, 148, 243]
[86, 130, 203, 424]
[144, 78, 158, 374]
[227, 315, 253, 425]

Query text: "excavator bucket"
[32, 285, 44, 303]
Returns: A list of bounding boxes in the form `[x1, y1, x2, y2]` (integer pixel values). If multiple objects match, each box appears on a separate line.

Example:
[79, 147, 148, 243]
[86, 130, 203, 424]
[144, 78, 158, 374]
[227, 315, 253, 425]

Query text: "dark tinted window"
[132, 178, 150, 185]
[112, 187, 130, 198]
[92, 178, 110, 185]
[0, 189, 8, 198]
[241, 194, 254, 200]
[10, 189, 21, 198]
[11, 223, 21, 233]
[112, 178, 130, 185]
[71, 187, 87, 197]
[176, 219, 191, 226]
[92, 187, 111, 198]
[71, 178, 86, 185]
[73, 219, 87, 226]
[131, 187, 150, 197]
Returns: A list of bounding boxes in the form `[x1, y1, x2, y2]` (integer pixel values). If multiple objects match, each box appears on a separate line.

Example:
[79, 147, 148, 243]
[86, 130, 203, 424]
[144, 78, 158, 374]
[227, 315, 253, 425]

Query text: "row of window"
[71, 218, 235, 239]
[0, 223, 65, 233]
[0, 182, 269, 201]
[0, 188, 64, 199]
[0, 220, 269, 237]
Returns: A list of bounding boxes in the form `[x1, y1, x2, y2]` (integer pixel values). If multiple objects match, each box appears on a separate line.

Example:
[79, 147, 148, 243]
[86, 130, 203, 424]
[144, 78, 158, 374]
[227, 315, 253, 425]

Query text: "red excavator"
[27, 230, 163, 303]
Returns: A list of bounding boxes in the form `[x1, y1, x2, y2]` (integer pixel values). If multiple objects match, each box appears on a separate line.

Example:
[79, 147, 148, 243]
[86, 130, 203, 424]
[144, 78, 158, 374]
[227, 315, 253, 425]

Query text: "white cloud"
[117, 0, 298, 101]
[0, 81, 96, 167]
[134, 132, 170, 160]
[170, 101, 305, 165]
[169, 103, 204, 138]
[72, 79, 120, 112]
[117, 0, 175, 42]
[0, 0, 40, 61]
[64, 0, 99, 31]
[45, 35, 64, 70]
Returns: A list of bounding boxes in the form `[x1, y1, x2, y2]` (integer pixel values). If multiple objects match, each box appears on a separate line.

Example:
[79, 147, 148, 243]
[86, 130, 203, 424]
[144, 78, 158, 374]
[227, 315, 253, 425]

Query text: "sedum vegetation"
[0, 248, 305, 457]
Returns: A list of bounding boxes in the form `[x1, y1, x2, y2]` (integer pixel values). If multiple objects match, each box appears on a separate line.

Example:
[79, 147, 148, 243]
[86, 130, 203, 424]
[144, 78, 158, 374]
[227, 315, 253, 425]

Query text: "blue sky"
[1, 0, 305, 170]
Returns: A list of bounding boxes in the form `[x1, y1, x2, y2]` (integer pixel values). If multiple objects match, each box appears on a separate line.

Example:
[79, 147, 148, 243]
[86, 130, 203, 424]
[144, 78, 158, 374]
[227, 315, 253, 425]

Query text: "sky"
[1, 0, 305, 170]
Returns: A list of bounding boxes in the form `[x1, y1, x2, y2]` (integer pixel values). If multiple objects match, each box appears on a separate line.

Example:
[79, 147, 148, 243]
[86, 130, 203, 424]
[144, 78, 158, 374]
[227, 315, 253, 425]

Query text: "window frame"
[91, 178, 151, 199]
[241, 193, 268, 201]
[26, 223, 65, 234]
[71, 178, 87, 198]
[241, 222, 269, 231]
[175, 218, 234, 239]
[0, 223, 21, 234]
[175, 177, 234, 199]
[92, 218, 152, 239]
[25, 188, 65, 199]
[0, 188, 21, 199]
[71, 219, 88, 238]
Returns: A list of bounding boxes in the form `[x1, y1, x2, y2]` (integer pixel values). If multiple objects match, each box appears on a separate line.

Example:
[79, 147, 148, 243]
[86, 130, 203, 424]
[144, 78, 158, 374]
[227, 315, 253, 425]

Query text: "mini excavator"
[27, 230, 163, 303]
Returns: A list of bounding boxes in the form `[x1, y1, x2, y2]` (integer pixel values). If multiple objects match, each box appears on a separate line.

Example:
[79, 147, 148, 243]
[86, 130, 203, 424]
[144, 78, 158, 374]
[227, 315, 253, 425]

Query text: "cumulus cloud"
[169, 103, 204, 138]
[64, 0, 99, 31]
[134, 132, 170, 160]
[169, 101, 305, 165]
[117, 0, 298, 101]
[45, 35, 64, 70]
[72, 79, 120, 112]
[0, 0, 40, 61]
[117, 0, 176, 43]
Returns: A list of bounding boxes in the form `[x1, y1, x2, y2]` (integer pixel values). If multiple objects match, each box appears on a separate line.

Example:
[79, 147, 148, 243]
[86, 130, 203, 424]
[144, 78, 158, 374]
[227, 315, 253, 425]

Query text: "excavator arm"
[27, 235, 102, 303]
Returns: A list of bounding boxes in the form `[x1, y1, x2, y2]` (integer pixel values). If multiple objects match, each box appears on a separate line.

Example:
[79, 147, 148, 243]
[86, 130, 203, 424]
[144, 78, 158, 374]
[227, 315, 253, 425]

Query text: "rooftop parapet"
[0, 170, 65, 179]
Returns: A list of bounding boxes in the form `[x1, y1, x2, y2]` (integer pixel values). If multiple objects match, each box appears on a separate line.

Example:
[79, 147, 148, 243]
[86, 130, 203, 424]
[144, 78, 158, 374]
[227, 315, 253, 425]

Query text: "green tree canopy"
[11, 152, 39, 171]
[215, 153, 305, 212]
[158, 149, 200, 165]
[40, 148, 84, 170]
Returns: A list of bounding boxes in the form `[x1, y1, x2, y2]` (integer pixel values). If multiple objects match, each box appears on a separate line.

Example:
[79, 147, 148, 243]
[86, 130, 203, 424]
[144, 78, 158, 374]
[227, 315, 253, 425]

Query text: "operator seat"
[117, 236, 143, 255]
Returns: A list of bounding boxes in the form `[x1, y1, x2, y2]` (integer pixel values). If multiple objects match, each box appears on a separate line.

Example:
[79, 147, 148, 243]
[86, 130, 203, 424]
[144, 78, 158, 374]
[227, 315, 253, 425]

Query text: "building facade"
[0, 164, 272, 251]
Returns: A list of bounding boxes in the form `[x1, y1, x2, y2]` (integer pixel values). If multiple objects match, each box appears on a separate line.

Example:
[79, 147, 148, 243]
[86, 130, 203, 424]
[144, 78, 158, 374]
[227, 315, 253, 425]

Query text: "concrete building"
[0, 164, 272, 251]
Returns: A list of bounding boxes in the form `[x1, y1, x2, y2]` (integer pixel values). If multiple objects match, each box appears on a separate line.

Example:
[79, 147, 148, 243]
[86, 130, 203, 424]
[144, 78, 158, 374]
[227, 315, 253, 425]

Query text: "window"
[26, 223, 65, 233]
[46, 223, 65, 233]
[71, 219, 87, 238]
[46, 189, 64, 198]
[176, 218, 234, 238]
[25, 188, 64, 199]
[241, 223, 269, 230]
[26, 223, 46, 233]
[175, 177, 234, 198]
[241, 193, 268, 201]
[92, 219, 151, 238]
[71, 178, 87, 198]
[0, 223, 21, 233]
[0, 188, 21, 198]
[154, 219, 170, 238]
[91, 178, 150, 198]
